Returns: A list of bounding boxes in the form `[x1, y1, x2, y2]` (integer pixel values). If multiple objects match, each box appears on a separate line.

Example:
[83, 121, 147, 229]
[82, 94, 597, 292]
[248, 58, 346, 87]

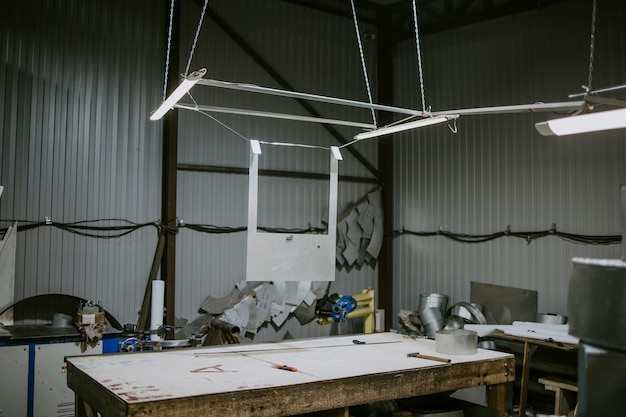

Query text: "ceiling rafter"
[283, 0, 570, 45]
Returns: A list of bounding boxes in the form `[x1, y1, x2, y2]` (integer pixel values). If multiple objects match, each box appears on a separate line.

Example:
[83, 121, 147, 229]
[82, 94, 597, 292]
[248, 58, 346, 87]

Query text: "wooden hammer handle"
[407, 352, 451, 363]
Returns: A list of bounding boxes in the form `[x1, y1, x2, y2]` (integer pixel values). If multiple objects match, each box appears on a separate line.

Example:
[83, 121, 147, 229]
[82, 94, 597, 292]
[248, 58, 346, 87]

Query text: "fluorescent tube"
[150, 69, 207, 121]
[353, 114, 459, 140]
[535, 107, 626, 136]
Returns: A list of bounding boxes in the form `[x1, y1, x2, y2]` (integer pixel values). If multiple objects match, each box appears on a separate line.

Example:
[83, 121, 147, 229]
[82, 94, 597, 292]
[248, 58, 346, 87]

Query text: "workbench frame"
[489, 331, 578, 417]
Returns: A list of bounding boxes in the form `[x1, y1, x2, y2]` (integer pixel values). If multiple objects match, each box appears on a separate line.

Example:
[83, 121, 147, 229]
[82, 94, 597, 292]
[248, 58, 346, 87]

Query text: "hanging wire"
[350, 0, 377, 127]
[195, 109, 251, 142]
[411, 0, 427, 113]
[193, 106, 328, 151]
[162, 0, 176, 101]
[584, 0, 597, 99]
[184, 0, 209, 77]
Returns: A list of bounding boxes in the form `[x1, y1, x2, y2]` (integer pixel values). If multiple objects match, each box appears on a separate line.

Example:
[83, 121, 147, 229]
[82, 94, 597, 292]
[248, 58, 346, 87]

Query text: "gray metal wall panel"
[1, 0, 379, 337]
[391, 0, 626, 321]
[0, 1, 164, 323]
[174, 0, 379, 339]
[177, 0, 379, 178]
[176, 168, 378, 340]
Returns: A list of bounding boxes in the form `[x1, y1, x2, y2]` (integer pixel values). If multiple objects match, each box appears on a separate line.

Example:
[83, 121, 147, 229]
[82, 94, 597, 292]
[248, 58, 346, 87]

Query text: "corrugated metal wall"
[391, 0, 626, 320]
[0, 1, 165, 323]
[1, 0, 379, 340]
[4, 0, 623, 341]
[175, 0, 379, 341]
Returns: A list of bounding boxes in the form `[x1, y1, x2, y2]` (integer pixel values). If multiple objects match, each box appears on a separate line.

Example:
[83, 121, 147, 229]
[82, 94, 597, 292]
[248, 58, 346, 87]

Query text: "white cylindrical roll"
[150, 279, 165, 341]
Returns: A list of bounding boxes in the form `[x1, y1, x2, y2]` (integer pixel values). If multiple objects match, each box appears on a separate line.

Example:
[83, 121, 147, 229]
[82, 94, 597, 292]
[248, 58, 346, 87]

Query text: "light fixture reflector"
[535, 107, 626, 136]
[150, 69, 207, 121]
[353, 114, 459, 141]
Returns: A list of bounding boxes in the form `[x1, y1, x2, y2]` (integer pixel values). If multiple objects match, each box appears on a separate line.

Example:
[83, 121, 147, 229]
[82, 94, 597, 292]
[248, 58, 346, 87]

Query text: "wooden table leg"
[74, 393, 96, 417]
[518, 341, 532, 417]
[488, 383, 507, 417]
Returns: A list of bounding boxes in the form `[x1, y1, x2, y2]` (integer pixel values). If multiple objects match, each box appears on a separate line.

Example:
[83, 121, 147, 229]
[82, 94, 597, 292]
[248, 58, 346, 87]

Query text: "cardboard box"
[78, 311, 105, 325]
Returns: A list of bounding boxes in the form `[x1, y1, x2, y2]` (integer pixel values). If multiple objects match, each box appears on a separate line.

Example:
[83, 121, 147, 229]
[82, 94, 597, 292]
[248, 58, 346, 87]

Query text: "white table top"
[66, 332, 510, 404]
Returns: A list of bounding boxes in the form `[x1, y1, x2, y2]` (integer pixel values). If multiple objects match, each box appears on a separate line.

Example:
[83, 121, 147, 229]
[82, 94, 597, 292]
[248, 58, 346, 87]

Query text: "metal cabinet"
[0, 345, 29, 417]
[33, 342, 102, 417]
[0, 341, 102, 417]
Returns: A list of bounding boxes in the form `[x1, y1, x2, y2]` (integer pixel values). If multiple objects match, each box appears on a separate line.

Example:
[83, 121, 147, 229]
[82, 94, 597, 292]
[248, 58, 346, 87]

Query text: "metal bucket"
[535, 313, 568, 325]
[51, 313, 73, 328]
[435, 329, 478, 355]
[418, 293, 449, 315]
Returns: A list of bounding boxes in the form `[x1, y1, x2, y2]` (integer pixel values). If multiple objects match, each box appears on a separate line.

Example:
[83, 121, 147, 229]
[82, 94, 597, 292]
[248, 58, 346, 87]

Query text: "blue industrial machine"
[331, 295, 357, 323]
[0, 294, 121, 417]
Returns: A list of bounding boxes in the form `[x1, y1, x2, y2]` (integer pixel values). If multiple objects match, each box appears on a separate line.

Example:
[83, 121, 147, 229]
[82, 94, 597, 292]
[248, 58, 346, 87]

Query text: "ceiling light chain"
[412, 0, 427, 113]
[184, 0, 209, 77]
[584, 0, 597, 99]
[350, 0, 377, 127]
[162, 0, 176, 102]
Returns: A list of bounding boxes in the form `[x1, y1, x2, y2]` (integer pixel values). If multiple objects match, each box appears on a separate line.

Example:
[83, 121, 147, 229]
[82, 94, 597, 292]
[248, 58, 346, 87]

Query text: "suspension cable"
[584, 0, 597, 99]
[350, 0, 377, 127]
[411, 0, 427, 113]
[184, 0, 209, 77]
[162, 0, 176, 101]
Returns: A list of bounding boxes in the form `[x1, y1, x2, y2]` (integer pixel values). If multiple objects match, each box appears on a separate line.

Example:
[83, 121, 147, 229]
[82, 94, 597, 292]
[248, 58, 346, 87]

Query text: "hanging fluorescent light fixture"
[353, 114, 459, 141]
[535, 107, 626, 136]
[150, 69, 207, 121]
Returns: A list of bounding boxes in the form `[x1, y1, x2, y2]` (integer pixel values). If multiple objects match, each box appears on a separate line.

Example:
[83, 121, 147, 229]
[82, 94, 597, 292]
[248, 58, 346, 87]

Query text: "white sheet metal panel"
[391, 0, 626, 322]
[246, 146, 339, 282]
[0, 1, 164, 323]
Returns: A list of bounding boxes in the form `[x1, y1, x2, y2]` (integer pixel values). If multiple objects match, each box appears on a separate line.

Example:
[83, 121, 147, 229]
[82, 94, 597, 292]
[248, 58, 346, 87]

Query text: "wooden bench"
[538, 376, 578, 416]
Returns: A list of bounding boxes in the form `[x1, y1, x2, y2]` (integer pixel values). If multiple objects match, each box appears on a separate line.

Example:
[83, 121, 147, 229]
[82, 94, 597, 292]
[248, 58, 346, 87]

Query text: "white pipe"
[196, 78, 426, 117]
[174, 103, 376, 129]
[430, 101, 585, 116]
[150, 280, 165, 340]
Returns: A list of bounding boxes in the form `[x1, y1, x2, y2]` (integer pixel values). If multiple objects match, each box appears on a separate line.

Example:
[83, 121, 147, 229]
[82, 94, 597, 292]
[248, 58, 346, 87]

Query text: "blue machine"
[331, 295, 357, 323]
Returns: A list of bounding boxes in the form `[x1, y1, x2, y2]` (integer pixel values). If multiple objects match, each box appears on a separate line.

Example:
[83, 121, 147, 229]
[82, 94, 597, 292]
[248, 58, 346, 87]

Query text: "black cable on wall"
[1, 218, 620, 246]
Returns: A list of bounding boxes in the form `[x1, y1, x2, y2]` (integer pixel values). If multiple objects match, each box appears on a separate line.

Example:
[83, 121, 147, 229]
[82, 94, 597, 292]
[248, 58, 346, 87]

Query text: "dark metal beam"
[161, 0, 180, 339]
[281, 0, 383, 25]
[178, 163, 380, 185]
[377, 9, 395, 331]
[384, 0, 571, 44]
